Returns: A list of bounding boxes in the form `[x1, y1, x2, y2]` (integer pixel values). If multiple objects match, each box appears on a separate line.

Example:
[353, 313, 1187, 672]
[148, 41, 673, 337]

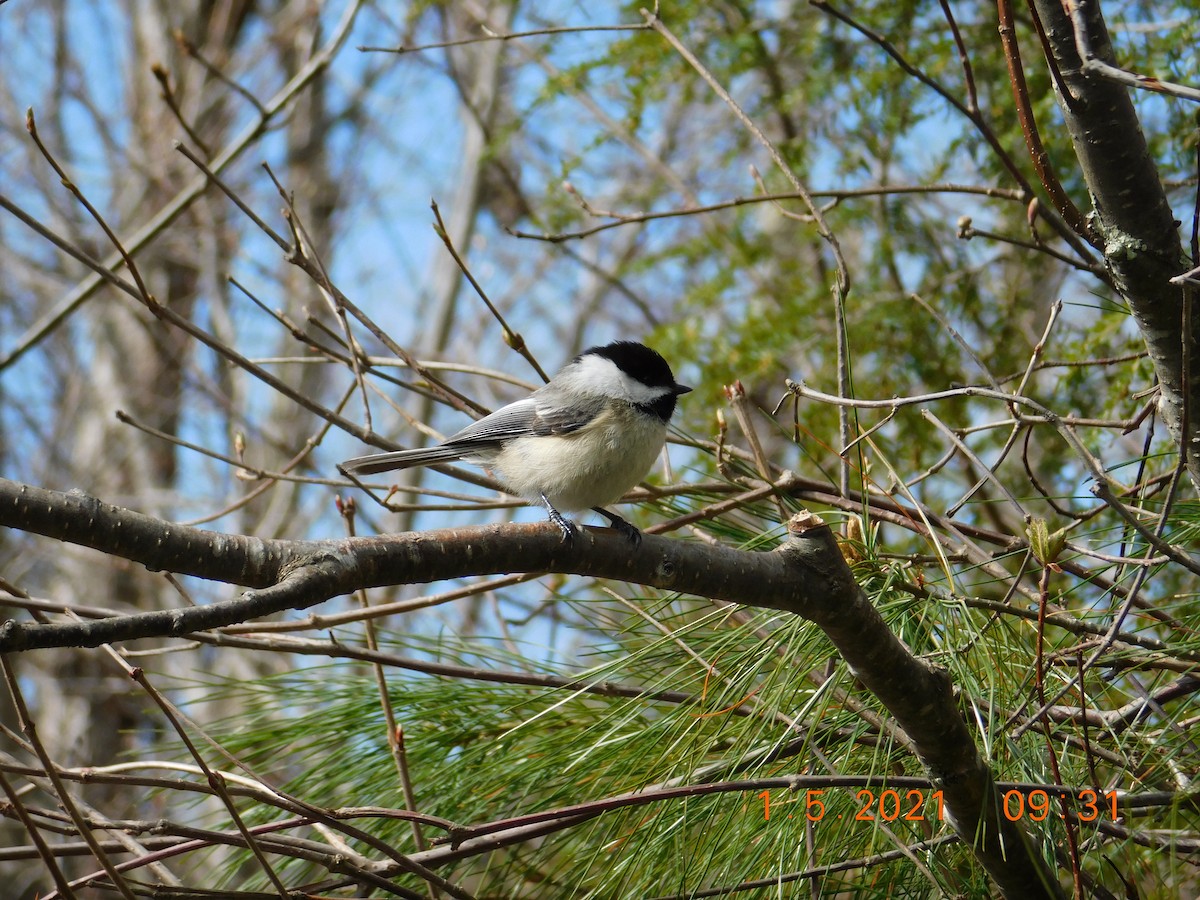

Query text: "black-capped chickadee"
[340, 341, 691, 543]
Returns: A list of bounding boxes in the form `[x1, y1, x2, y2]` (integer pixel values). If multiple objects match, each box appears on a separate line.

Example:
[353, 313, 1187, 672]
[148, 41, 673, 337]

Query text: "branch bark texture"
[0, 477, 1062, 896]
[1030, 0, 1195, 485]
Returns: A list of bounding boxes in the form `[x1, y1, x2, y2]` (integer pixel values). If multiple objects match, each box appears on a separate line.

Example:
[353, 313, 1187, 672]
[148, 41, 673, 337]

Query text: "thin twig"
[939, 0, 978, 113]
[1032, 572, 1085, 897]
[174, 28, 268, 115]
[263, 162, 374, 430]
[724, 381, 789, 520]
[0, 768, 78, 899]
[948, 299, 1063, 516]
[103, 650, 292, 899]
[787, 379, 1113, 483]
[508, 183, 1027, 243]
[25, 109, 157, 311]
[997, 0, 1092, 239]
[957, 218, 1107, 277]
[1065, 0, 1200, 103]
[921, 409, 1025, 520]
[642, 6, 855, 500]
[912, 292, 1001, 390]
[359, 19, 652, 55]
[338, 502, 429, 855]
[813, 0, 1099, 266]
[430, 200, 549, 382]
[1, 657, 137, 900]
[174, 141, 288, 249]
[1, 0, 366, 370]
[150, 63, 211, 156]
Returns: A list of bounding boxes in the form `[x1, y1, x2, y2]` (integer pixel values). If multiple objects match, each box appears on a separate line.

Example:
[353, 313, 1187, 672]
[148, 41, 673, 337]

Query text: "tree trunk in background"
[2, 3, 282, 894]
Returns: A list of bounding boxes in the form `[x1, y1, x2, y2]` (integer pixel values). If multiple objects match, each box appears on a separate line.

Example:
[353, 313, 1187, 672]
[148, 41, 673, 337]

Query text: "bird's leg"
[592, 507, 642, 547]
[539, 494, 576, 542]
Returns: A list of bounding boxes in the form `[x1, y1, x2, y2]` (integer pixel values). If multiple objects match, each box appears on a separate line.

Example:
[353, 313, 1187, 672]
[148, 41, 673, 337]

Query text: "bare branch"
[0, 0, 366, 370]
[0, 476, 1059, 895]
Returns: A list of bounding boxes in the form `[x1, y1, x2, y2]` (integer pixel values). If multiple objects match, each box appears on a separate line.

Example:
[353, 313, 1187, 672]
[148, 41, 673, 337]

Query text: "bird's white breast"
[489, 404, 668, 512]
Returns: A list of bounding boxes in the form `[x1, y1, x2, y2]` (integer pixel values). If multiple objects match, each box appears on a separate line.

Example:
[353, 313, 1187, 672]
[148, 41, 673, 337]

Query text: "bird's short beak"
[675, 384, 693, 395]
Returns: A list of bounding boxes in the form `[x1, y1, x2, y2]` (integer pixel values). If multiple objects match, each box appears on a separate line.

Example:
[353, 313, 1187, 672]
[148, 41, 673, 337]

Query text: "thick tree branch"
[0, 478, 834, 650]
[1029, 0, 1196, 487]
[0, 477, 1061, 895]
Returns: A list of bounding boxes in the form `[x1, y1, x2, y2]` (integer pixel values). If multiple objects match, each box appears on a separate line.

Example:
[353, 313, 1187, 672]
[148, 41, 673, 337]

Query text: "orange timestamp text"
[1001, 788, 1118, 822]
[759, 787, 1120, 823]
[760, 788, 944, 823]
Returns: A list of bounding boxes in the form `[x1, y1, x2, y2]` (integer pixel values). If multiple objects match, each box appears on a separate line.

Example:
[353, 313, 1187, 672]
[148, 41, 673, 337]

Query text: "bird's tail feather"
[340, 445, 463, 476]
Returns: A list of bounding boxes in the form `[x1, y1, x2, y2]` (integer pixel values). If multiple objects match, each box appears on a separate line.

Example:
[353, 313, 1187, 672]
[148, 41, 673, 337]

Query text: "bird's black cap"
[582, 340, 690, 394]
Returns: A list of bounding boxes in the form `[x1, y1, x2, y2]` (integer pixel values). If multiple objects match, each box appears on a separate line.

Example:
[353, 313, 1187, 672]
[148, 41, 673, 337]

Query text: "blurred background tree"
[1, 0, 1198, 896]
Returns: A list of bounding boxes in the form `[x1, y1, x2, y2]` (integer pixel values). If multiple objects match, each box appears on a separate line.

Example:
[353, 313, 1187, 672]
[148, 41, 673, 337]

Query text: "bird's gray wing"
[444, 393, 606, 447]
[340, 394, 607, 475]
